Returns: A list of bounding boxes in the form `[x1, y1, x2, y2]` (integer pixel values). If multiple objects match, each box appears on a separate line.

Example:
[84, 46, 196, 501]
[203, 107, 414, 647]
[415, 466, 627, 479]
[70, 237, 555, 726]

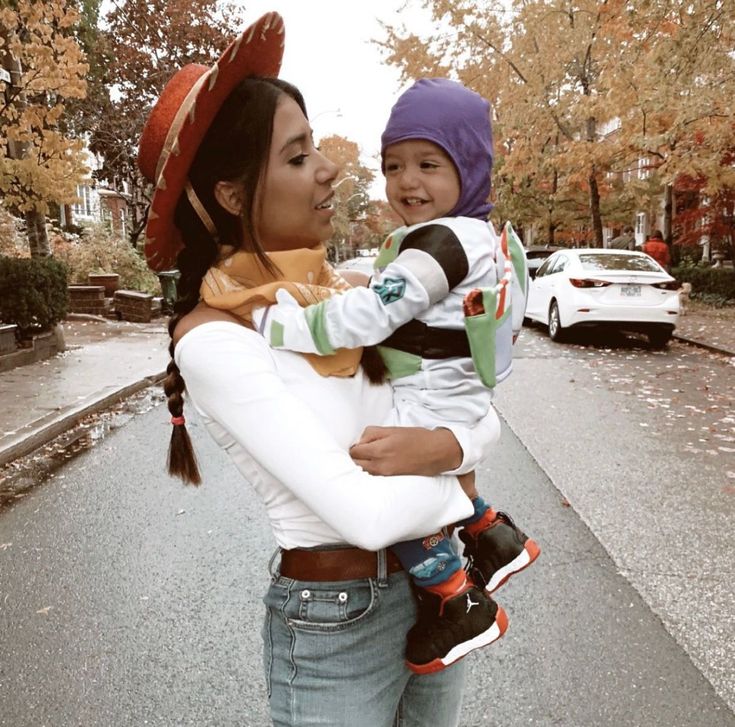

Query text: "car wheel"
[548, 301, 566, 342]
[648, 328, 673, 349]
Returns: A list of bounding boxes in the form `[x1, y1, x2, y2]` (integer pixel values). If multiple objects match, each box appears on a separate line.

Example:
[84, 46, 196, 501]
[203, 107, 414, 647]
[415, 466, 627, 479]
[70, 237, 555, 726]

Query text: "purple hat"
[381, 78, 494, 220]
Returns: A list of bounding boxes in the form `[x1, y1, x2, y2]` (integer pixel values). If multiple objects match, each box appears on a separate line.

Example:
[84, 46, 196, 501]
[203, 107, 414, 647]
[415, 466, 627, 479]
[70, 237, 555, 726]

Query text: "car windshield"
[578, 253, 661, 272]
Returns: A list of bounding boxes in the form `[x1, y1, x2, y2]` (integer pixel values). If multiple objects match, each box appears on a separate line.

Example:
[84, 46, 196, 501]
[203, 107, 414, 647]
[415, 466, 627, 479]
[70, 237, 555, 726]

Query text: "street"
[0, 326, 733, 727]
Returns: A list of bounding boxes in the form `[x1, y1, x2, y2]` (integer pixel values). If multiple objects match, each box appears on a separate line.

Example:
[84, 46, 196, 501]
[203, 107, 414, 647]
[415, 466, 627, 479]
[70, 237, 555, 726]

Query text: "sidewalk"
[0, 306, 733, 471]
[0, 316, 169, 468]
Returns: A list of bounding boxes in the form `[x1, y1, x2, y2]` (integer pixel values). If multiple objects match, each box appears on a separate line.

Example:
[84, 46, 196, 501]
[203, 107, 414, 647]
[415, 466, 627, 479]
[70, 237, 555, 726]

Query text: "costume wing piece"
[463, 221, 529, 389]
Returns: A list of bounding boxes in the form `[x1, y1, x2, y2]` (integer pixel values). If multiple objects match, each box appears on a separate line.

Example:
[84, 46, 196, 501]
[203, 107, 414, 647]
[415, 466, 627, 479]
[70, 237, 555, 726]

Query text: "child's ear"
[214, 181, 244, 216]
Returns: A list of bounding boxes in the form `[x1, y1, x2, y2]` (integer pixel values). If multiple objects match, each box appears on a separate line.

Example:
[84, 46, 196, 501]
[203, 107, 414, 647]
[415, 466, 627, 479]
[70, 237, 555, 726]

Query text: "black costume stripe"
[382, 319, 471, 359]
[399, 224, 469, 290]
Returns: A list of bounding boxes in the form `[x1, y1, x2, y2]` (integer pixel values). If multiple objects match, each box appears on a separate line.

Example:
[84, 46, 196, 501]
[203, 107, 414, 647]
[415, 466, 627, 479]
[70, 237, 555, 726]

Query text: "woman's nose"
[315, 149, 339, 184]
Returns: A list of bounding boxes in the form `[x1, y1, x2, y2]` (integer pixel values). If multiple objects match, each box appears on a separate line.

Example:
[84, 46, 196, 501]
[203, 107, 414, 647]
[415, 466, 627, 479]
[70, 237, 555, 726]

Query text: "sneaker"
[405, 581, 508, 674]
[459, 511, 541, 594]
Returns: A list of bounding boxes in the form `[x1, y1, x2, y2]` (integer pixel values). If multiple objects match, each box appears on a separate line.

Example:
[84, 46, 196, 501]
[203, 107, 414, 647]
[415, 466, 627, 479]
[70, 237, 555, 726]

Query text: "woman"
[137, 13, 499, 726]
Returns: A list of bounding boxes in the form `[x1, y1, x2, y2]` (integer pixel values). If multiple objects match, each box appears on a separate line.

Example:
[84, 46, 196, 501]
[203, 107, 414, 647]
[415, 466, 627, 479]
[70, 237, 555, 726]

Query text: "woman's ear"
[214, 181, 244, 216]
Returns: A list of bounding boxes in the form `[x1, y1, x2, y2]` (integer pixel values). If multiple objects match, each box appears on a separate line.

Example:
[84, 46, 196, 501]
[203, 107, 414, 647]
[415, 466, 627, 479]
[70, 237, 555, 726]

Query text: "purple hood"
[380, 78, 494, 220]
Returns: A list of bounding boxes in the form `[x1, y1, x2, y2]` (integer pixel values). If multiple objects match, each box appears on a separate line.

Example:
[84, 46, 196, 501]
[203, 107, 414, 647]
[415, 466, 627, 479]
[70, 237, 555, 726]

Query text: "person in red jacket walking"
[642, 229, 671, 271]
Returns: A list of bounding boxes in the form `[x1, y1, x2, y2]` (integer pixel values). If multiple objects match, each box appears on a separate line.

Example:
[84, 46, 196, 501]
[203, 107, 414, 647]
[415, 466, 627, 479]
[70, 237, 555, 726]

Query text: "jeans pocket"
[284, 578, 379, 633]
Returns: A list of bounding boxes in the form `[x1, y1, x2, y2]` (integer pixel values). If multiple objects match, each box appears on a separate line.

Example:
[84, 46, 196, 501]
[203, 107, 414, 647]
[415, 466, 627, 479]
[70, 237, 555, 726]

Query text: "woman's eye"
[290, 153, 309, 166]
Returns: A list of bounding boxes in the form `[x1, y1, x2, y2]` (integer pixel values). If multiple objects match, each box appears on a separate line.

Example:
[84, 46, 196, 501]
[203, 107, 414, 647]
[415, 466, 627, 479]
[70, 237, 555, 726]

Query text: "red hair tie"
[171, 415, 186, 426]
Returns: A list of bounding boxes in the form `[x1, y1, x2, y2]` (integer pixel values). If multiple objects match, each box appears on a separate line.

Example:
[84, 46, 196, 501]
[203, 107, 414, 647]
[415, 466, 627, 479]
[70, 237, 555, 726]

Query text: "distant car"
[525, 245, 562, 279]
[525, 249, 679, 347]
[337, 255, 378, 276]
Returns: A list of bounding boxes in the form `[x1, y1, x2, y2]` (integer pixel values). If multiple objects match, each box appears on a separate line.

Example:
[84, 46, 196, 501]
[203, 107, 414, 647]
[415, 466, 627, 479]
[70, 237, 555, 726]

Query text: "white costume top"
[175, 321, 501, 551]
[261, 218, 508, 453]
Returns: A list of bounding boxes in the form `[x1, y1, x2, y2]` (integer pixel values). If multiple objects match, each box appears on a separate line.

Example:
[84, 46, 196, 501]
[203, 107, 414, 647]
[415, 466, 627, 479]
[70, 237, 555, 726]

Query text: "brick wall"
[114, 290, 153, 323]
[68, 286, 106, 316]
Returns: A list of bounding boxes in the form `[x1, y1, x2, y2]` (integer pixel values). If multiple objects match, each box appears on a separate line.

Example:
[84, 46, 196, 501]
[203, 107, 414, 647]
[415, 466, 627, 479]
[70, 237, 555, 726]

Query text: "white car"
[525, 249, 679, 347]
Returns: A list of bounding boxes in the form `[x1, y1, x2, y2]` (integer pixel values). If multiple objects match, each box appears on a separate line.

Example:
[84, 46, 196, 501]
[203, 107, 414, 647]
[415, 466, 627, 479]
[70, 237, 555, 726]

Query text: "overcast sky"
[239, 1, 435, 198]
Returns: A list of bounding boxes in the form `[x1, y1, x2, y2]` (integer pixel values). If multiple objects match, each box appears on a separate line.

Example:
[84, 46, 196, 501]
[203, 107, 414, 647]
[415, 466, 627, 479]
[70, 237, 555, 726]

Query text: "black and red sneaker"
[459, 511, 541, 594]
[405, 580, 508, 674]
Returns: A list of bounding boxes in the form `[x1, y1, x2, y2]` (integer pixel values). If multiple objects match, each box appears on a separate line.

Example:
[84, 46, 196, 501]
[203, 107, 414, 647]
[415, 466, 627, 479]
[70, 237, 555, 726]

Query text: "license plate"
[621, 285, 641, 297]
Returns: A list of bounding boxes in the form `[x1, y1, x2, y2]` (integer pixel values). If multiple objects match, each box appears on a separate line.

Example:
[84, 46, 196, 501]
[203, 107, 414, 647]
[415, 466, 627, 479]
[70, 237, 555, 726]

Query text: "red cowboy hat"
[137, 12, 285, 272]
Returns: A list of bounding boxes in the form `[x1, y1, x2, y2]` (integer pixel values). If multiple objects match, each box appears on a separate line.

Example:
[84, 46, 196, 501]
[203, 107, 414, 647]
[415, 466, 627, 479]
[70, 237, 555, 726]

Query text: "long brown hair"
[163, 77, 386, 485]
[165, 77, 305, 484]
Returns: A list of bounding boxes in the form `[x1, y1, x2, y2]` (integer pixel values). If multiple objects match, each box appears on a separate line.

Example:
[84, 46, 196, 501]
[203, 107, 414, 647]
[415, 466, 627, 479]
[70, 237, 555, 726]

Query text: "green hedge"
[672, 264, 735, 305]
[0, 256, 69, 335]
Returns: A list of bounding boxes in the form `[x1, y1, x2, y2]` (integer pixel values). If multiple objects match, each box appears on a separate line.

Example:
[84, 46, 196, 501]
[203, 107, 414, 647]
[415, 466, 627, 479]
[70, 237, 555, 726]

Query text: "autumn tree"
[381, 0, 635, 245]
[317, 134, 374, 261]
[75, 0, 247, 241]
[380, 0, 735, 248]
[608, 0, 735, 245]
[0, 0, 88, 256]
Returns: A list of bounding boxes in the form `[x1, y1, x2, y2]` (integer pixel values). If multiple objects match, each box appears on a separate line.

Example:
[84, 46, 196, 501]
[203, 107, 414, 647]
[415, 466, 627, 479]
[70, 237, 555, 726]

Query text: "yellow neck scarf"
[200, 245, 362, 377]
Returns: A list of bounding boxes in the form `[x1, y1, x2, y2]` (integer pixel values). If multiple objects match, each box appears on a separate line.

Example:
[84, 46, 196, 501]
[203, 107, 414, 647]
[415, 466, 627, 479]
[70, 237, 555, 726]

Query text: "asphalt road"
[0, 327, 733, 727]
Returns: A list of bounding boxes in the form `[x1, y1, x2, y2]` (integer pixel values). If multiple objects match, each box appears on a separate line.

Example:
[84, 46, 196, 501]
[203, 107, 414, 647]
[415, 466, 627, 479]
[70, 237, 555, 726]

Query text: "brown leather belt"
[279, 547, 404, 581]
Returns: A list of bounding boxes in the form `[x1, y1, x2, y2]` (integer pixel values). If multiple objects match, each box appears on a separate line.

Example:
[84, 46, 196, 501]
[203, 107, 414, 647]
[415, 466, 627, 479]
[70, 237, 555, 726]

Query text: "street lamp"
[312, 108, 342, 122]
[333, 174, 358, 190]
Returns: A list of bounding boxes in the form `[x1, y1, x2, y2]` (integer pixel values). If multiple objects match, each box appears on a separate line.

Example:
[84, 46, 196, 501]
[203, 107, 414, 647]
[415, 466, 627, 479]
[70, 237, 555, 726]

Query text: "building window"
[73, 184, 94, 218]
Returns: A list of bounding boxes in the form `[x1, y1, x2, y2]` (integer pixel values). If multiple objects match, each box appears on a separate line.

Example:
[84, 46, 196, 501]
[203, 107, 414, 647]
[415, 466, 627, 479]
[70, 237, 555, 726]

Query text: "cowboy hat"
[137, 12, 285, 272]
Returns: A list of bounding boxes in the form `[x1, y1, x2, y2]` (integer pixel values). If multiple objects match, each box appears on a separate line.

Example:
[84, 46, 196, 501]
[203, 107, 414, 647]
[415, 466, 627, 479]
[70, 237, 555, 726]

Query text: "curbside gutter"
[672, 332, 735, 357]
[0, 372, 166, 469]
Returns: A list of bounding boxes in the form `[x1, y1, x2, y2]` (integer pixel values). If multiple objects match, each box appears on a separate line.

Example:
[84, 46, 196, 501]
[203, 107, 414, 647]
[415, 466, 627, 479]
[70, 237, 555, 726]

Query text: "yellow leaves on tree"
[0, 0, 88, 215]
[379, 0, 735, 245]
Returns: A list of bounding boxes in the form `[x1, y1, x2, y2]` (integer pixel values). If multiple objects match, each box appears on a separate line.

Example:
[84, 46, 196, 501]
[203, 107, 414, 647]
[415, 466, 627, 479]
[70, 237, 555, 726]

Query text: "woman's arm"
[175, 323, 473, 550]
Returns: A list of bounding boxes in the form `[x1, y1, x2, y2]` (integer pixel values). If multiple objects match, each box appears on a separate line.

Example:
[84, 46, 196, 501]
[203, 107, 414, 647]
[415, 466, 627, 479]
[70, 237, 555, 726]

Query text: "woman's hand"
[349, 425, 463, 476]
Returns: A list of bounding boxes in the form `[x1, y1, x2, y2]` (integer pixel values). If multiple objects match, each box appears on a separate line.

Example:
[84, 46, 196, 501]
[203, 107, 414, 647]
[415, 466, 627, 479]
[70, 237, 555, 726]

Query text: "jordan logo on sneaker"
[466, 594, 479, 613]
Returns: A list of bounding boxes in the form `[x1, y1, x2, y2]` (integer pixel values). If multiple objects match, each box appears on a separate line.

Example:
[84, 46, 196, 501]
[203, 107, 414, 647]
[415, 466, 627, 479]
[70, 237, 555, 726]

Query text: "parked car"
[525, 249, 679, 347]
[525, 245, 562, 279]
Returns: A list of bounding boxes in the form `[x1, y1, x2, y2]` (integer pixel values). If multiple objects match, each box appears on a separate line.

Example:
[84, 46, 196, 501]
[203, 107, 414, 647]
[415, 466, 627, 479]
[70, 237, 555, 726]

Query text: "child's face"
[383, 139, 460, 226]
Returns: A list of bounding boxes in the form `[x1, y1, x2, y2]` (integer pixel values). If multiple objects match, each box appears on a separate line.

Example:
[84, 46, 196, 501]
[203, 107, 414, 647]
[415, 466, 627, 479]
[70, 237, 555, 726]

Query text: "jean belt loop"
[267, 547, 281, 581]
[377, 548, 388, 588]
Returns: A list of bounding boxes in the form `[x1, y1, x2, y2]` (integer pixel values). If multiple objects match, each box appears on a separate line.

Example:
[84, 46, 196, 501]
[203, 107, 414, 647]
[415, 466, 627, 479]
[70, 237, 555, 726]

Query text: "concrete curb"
[672, 333, 735, 357]
[0, 372, 166, 469]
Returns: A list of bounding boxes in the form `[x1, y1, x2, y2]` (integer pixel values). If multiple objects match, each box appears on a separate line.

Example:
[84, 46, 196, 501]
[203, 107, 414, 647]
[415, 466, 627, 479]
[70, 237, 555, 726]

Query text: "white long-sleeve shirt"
[175, 321, 500, 551]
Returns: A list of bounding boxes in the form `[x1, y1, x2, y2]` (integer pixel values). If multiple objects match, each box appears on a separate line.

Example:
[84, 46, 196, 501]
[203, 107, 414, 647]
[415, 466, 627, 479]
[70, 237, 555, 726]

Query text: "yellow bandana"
[200, 245, 362, 377]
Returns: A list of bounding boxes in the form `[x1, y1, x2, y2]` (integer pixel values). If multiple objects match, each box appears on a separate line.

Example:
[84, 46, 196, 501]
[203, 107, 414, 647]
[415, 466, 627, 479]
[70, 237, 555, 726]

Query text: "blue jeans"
[262, 549, 467, 726]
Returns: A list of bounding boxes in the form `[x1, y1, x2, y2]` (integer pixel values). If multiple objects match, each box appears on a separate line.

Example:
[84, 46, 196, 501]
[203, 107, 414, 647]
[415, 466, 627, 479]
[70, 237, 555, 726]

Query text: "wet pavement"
[0, 305, 733, 719]
[494, 322, 735, 712]
[0, 317, 169, 468]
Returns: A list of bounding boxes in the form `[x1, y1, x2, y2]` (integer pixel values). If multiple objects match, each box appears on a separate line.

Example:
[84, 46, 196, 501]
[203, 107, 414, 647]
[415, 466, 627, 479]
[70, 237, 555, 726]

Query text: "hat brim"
[141, 12, 285, 272]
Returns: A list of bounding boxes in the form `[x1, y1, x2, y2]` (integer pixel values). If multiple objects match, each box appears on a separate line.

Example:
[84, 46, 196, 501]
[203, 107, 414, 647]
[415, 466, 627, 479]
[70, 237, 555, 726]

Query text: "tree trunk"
[25, 209, 50, 257]
[585, 116, 604, 247]
[589, 170, 604, 247]
[548, 167, 558, 246]
[663, 183, 673, 245]
[1, 42, 51, 257]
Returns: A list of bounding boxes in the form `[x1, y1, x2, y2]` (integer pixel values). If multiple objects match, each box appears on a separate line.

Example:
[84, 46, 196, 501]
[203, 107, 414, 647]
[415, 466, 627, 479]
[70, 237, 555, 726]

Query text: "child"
[257, 78, 540, 674]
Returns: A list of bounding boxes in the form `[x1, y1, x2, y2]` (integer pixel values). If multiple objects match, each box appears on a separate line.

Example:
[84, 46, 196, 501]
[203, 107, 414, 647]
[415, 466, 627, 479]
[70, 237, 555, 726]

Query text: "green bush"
[0, 256, 69, 335]
[672, 264, 735, 305]
[55, 224, 160, 294]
